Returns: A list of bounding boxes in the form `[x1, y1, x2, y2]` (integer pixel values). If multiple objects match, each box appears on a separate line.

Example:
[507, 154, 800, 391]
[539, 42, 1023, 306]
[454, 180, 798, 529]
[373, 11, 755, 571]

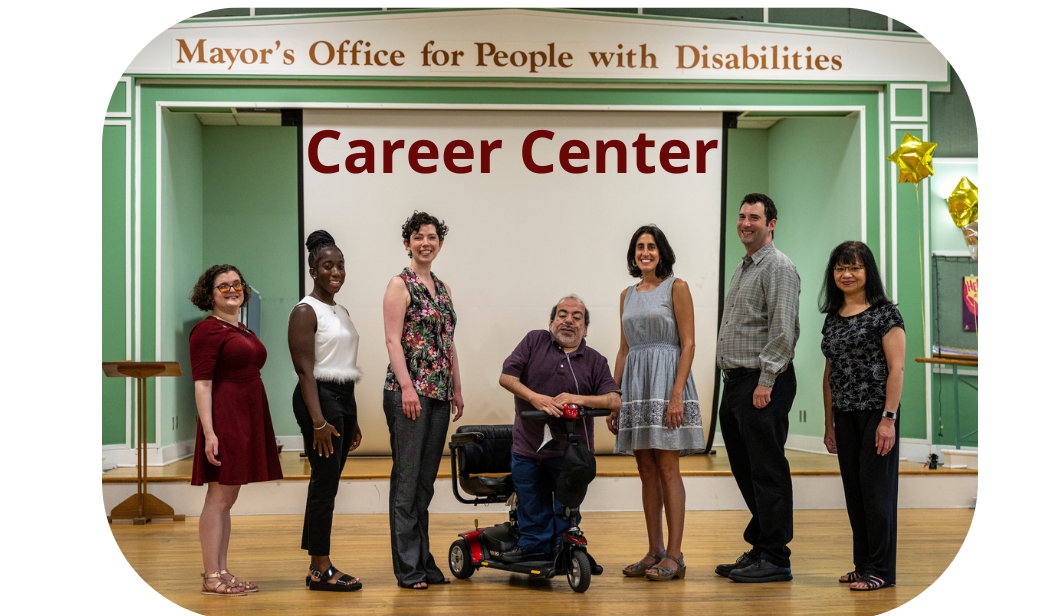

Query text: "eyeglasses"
[214, 282, 244, 293]
[834, 265, 864, 274]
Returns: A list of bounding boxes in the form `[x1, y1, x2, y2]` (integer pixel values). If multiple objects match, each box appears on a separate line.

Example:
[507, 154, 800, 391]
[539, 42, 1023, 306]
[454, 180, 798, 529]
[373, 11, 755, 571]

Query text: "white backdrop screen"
[302, 108, 723, 454]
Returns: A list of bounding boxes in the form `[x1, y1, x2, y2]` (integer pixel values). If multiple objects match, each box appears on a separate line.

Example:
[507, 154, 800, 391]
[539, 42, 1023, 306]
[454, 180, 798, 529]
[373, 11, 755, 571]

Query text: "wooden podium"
[103, 361, 186, 524]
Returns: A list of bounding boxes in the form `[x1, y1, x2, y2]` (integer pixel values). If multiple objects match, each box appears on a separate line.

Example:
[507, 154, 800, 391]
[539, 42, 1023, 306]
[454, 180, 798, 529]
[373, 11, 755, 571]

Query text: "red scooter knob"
[562, 403, 579, 419]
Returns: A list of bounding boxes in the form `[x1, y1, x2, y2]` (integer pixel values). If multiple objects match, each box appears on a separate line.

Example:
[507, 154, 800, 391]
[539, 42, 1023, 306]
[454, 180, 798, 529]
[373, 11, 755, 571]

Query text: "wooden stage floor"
[103, 449, 975, 483]
[111, 509, 973, 616]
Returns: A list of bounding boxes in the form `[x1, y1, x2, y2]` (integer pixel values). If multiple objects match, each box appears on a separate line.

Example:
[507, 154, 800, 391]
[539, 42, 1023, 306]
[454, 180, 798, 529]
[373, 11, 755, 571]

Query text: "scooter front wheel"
[567, 551, 591, 593]
[449, 539, 476, 579]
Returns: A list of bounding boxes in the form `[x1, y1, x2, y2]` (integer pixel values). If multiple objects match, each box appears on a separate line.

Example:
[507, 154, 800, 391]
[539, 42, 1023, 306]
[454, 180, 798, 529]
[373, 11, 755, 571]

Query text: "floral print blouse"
[384, 267, 457, 401]
[820, 302, 904, 413]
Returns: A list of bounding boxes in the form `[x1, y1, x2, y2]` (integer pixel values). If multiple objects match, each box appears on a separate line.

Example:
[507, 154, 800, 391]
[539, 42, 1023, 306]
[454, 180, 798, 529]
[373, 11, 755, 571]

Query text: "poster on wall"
[963, 275, 978, 332]
[301, 108, 724, 446]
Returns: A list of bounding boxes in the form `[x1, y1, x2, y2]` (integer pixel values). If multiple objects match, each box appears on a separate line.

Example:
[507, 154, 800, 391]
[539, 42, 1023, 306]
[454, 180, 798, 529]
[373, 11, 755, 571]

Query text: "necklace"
[311, 294, 336, 313]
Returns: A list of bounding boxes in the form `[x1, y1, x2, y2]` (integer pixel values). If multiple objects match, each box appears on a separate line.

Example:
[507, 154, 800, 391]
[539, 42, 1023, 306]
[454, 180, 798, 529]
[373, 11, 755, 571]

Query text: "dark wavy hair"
[818, 241, 891, 314]
[626, 224, 676, 279]
[401, 210, 449, 245]
[190, 264, 251, 311]
[306, 229, 342, 269]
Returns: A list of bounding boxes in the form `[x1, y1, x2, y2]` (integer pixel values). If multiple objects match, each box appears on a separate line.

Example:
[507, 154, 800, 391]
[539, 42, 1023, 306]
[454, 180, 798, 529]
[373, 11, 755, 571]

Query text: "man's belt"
[721, 364, 789, 381]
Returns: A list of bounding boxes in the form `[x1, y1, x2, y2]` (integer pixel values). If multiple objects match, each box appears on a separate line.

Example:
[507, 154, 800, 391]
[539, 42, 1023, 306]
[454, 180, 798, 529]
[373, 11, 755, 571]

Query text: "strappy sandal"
[850, 574, 891, 591]
[623, 550, 666, 577]
[645, 553, 686, 581]
[839, 570, 862, 583]
[308, 565, 362, 592]
[200, 571, 247, 597]
[220, 570, 258, 592]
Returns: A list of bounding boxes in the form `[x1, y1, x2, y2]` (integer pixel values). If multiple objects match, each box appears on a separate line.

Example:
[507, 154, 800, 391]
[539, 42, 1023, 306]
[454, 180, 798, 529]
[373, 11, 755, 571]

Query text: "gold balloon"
[886, 133, 937, 185]
[962, 221, 978, 260]
[947, 177, 978, 228]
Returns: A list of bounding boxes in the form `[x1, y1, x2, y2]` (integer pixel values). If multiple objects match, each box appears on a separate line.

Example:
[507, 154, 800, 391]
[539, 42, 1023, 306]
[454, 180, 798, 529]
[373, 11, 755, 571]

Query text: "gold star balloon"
[947, 177, 978, 228]
[886, 133, 937, 185]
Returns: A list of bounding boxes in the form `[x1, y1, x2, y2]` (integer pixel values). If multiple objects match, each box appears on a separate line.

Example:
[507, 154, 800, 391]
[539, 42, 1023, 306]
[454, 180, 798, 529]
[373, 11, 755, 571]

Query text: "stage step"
[102, 451, 977, 517]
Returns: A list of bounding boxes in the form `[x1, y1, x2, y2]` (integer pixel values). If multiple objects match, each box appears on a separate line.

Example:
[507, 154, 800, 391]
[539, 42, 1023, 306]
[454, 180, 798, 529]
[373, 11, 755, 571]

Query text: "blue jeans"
[511, 453, 578, 554]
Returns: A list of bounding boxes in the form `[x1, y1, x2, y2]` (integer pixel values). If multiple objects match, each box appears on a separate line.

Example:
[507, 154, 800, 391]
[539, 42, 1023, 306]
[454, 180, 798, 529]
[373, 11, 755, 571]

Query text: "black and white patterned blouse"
[820, 303, 905, 413]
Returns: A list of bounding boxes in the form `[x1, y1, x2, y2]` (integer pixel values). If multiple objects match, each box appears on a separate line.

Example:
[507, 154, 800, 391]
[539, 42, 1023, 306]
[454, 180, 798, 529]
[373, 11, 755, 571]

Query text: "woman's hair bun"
[306, 230, 336, 252]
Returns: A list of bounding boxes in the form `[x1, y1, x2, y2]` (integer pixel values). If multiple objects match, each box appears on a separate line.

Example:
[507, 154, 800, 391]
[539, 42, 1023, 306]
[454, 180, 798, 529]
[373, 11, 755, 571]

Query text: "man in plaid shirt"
[713, 193, 801, 584]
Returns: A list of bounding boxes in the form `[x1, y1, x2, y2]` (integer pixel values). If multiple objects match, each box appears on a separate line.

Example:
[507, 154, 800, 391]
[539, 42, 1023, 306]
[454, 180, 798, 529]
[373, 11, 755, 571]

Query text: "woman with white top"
[288, 230, 363, 592]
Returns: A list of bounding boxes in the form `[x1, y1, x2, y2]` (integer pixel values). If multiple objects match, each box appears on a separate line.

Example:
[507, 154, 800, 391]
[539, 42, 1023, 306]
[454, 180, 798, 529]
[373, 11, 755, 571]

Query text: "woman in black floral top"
[819, 241, 905, 592]
[382, 211, 464, 589]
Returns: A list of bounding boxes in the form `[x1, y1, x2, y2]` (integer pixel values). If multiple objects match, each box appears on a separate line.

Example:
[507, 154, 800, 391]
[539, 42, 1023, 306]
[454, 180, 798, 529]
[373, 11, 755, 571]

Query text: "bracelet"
[314, 421, 328, 431]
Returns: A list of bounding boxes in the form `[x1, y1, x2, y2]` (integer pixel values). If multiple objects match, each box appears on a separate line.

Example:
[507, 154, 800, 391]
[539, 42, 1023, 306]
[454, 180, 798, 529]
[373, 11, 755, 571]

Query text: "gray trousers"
[383, 389, 451, 586]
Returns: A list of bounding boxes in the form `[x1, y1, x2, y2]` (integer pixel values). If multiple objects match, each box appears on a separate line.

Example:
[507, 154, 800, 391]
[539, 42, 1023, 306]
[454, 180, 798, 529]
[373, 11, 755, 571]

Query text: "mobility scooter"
[446, 405, 607, 593]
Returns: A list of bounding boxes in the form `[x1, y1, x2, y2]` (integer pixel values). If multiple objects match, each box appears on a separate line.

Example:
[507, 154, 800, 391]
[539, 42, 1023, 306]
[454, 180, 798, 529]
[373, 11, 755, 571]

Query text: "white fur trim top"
[294, 295, 362, 383]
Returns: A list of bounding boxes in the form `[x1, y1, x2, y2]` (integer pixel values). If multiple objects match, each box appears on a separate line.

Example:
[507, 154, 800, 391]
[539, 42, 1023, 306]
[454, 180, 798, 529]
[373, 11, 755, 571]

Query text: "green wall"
[722, 118, 863, 441]
[159, 111, 204, 447]
[153, 118, 299, 447]
[102, 123, 129, 446]
[201, 125, 299, 437]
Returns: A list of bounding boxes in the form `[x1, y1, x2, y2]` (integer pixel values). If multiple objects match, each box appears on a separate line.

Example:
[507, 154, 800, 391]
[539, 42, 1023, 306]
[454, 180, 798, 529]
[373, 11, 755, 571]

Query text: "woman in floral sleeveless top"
[382, 211, 464, 589]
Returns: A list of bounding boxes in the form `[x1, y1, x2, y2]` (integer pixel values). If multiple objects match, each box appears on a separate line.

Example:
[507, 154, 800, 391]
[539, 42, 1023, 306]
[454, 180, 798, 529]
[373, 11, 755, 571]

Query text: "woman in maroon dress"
[189, 264, 283, 596]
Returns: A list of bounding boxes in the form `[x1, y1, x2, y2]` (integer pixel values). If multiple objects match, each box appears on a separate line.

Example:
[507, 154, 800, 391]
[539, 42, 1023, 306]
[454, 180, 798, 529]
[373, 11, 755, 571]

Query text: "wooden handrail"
[915, 357, 978, 367]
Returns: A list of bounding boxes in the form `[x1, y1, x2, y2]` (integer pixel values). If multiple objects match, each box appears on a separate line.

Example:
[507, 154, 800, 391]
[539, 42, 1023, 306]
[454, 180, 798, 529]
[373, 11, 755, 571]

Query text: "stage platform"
[102, 449, 977, 517]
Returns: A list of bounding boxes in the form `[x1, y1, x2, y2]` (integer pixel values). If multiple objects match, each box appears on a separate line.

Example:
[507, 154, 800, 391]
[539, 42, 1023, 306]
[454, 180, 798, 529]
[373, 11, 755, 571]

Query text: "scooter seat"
[454, 424, 515, 498]
[460, 473, 515, 498]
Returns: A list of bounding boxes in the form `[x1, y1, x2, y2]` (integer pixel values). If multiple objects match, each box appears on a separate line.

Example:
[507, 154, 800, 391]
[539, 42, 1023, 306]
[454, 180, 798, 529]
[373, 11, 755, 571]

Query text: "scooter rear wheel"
[567, 551, 592, 593]
[449, 540, 476, 579]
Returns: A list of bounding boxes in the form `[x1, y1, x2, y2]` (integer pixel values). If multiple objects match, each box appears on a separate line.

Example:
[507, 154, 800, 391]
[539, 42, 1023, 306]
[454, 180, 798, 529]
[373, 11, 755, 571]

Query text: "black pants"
[718, 365, 797, 568]
[383, 390, 451, 586]
[834, 409, 900, 585]
[292, 380, 357, 556]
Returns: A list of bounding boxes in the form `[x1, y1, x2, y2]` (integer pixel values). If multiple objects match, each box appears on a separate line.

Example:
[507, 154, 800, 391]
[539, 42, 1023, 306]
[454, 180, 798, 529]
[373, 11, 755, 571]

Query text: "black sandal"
[308, 565, 362, 592]
[850, 574, 890, 591]
[839, 570, 862, 583]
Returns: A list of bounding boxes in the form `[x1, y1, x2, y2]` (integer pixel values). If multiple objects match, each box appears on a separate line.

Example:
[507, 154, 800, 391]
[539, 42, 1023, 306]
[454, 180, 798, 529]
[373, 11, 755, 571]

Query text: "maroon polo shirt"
[501, 329, 620, 458]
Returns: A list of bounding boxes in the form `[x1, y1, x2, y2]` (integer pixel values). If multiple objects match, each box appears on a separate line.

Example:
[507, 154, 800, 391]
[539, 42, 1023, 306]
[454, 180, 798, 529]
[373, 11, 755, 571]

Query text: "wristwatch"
[881, 410, 897, 420]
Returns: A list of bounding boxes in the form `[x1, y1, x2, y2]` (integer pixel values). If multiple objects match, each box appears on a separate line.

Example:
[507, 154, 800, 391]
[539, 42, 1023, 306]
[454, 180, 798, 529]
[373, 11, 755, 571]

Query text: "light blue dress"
[614, 277, 705, 455]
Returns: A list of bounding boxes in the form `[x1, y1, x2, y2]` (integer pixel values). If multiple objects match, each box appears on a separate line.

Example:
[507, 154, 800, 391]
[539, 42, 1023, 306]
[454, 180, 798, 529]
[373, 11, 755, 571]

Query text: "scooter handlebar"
[520, 406, 611, 420]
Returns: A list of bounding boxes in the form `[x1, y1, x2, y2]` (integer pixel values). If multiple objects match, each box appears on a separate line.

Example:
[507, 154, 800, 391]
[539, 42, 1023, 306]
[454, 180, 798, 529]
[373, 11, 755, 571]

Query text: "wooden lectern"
[102, 361, 186, 524]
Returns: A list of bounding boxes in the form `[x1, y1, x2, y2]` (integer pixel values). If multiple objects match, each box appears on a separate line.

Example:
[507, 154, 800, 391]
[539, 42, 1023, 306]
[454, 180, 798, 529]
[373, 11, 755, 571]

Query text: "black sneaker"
[728, 557, 793, 583]
[499, 546, 550, 564]
[715, 551, 758, 577]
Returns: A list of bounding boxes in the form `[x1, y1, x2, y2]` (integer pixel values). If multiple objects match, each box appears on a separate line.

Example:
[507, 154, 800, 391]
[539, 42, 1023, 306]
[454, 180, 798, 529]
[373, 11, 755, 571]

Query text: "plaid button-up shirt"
[716, 241, 801, 388]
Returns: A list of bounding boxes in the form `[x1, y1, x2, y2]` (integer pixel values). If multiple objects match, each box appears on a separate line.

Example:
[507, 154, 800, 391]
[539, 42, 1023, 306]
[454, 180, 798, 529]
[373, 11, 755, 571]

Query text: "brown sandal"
[645, 553, 686, 581]
[220, 570, 258, 592]
[200, 572, 247, 597]
[623, 551, 666, 577]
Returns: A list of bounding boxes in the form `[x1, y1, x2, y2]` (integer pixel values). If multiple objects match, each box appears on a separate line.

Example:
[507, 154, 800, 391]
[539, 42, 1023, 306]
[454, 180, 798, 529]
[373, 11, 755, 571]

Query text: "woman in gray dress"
[609, 225, 704, 582]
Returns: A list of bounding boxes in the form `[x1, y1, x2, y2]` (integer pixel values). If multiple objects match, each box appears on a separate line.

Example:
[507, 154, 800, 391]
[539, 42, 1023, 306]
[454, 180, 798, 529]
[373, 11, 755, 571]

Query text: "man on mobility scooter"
[446, 295, 620, 592]
[498, 295, 621, 562]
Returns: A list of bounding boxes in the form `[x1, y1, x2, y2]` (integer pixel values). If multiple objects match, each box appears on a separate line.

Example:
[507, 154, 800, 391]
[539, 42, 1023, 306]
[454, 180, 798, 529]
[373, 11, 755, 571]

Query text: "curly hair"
[401, 210, 449, 244]
[190, 264, 252, 311]
[626, 224, 676, 279]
